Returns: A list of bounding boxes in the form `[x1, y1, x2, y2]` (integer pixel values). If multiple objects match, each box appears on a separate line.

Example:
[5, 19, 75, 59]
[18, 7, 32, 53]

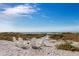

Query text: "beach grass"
[56, 41, 79, 51]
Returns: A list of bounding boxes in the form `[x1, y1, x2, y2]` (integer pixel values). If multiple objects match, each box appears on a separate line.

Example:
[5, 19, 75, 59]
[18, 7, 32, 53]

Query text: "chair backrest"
[18, 37, 23, 41]
[13, 37, 17, 42]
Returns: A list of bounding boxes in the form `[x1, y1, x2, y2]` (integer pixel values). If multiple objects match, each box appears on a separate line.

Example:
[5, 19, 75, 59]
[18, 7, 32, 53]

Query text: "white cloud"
[0, 4, 78, 32]
[0, 4, 41, 32]
[2, 4, 40, 16]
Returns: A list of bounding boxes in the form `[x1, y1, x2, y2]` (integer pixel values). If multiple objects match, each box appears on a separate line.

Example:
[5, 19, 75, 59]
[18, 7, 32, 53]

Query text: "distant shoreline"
[0, 32, 78, 34]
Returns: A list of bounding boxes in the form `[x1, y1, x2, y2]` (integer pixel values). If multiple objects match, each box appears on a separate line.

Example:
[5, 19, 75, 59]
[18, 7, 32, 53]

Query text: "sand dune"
[0, 40, 79, 56]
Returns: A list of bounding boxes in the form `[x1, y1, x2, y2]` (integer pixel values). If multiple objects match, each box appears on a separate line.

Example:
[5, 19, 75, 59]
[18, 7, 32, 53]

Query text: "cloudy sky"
[0, 3, 79, 32]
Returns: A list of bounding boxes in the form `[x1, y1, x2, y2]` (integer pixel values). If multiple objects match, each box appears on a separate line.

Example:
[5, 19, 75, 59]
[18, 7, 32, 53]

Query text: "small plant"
[56, 42, 79, 51]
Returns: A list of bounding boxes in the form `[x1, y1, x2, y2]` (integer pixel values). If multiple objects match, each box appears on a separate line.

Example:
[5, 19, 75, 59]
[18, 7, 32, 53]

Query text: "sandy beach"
[0, 40, 79, 56]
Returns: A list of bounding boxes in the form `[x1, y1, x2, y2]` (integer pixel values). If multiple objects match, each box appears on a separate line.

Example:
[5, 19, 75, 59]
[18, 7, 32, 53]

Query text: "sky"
[0, 3, 79, 32]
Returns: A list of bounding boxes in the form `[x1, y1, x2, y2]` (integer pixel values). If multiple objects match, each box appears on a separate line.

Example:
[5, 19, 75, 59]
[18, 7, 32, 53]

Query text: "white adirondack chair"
[18, 37, 23, 42]
[12, 37, 17, 42]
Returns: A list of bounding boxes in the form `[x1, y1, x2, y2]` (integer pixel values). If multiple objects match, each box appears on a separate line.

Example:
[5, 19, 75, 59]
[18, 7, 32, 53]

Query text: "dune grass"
[0, 32, 79, 42]
[0, 32, 46, 41]
[56, 41, 79, 51]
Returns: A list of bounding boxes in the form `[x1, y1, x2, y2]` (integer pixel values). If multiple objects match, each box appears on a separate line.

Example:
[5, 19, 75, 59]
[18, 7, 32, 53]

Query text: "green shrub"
[56, 42, 79, 51]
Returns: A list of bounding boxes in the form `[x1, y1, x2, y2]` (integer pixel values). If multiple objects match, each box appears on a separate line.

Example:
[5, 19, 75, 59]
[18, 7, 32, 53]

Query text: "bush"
[0, 32, 46, 41]
[56, 42, 79, 51]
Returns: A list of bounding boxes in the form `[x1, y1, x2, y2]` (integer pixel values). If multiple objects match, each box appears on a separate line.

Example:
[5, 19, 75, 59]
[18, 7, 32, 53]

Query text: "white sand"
[0, 40, 79, 56]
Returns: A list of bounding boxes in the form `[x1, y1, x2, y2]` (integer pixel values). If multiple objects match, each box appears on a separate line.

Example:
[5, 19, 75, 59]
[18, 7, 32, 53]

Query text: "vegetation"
[0, 32, 79, 41]
[49, 32, 79, 41]
[0, 32, 46, 41]
[56, 41, 79, 51]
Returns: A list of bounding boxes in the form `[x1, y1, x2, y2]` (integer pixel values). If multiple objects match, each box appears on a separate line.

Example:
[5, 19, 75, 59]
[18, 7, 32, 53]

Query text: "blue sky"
[0, 3, 79, 32]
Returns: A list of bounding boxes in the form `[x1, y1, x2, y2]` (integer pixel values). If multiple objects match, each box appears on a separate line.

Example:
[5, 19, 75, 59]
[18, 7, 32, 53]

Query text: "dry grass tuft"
[56, 41, 79, 51]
